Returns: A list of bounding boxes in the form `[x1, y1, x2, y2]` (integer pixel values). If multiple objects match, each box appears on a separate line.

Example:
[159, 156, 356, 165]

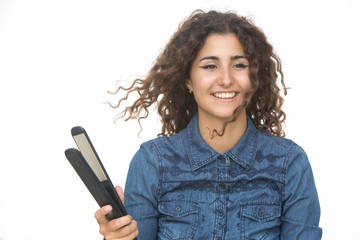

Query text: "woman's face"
[187, 33, 252, 123]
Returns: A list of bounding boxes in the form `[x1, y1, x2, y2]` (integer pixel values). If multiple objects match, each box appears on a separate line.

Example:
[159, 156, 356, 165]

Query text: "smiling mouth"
[213, 92, 237, 99]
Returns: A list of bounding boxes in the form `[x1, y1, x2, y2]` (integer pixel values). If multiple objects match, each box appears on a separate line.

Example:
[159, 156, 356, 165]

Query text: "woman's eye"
[200, 64, 217, 70]
[233, 63, 248, 69]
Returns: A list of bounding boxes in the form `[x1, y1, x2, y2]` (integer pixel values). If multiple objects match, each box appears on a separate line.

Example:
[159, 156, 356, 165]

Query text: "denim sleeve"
[124, 142, 159, 240]
[281, 145, 322, 239]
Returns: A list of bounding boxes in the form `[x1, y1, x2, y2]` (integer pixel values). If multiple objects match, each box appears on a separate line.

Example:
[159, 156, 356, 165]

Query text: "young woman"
[95, 10, 322, 240]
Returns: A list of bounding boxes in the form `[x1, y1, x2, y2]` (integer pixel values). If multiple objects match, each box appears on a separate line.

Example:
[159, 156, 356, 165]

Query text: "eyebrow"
[231, 55, 246, 60]
[199, 55, 246, 62]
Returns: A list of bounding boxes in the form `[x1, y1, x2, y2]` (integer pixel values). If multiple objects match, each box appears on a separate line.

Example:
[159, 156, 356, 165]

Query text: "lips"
[213, 92, 237, 99]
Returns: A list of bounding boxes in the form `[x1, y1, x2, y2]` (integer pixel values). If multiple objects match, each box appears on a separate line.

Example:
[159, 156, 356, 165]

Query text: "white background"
[0, 0, 359, 239]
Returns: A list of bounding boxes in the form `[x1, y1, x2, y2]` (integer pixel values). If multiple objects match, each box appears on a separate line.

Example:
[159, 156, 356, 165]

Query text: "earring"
[189, 89, 193, 94]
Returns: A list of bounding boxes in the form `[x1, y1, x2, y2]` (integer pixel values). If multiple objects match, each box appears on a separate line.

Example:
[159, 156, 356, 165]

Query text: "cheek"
[244, 79, 252, 91]
[191, 73, 213, 92]
[238, 71, 252, 91]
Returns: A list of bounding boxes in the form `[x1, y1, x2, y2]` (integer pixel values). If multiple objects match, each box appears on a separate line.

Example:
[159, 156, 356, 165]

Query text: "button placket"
[212, 156, 229, 240]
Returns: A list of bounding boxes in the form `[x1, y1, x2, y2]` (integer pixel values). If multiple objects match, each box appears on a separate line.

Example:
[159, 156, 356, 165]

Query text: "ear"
[186, 79, 193, 93]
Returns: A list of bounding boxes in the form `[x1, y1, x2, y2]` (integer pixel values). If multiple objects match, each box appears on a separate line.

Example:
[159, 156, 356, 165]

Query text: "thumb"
[115, 185, 125, 204]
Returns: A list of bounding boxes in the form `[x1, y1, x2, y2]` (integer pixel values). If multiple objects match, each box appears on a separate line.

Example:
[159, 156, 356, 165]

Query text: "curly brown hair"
[108, 9, 287, 137]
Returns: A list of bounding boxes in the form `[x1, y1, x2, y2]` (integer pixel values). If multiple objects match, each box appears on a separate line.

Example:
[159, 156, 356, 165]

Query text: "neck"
[198, 112, 248, 154]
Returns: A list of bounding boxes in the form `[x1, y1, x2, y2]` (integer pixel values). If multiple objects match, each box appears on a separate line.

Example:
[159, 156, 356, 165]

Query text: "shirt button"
[218, 210, 224, 216]
[219, 183, 227, 191]
[217, 155, 226, 163]
[175, 206, 181, 212]
[258, 209, 264, 217]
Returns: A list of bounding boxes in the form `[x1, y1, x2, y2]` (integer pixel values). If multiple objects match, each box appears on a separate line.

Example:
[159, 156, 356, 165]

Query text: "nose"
[217, 67, 234, 87]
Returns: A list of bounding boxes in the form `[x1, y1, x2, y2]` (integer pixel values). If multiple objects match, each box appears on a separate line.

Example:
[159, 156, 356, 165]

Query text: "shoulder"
[256, 130, 304, 155]
[255, 130, 309, 169]
[131, 130, 187, 163]
[144, 129, 188, 155]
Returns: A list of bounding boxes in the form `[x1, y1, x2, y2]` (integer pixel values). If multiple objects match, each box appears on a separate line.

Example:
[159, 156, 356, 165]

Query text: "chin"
[219, 107, 245, 117]
[215, 113, 238, 121]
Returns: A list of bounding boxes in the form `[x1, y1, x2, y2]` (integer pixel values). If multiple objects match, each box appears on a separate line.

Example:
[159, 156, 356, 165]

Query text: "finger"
[106, 214, 133, 232]
[94, 205, 112, 224]
[119, 220, 138, 240]
[115, 185, 125, 204]
[105, 219, 138, 240]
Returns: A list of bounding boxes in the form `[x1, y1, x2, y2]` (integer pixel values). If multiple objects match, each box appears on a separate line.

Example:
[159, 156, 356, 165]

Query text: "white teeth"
[214, 92, 236, 99]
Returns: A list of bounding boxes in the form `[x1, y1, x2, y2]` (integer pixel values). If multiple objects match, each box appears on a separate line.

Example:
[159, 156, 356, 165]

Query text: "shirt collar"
[185, 114, 257, 171]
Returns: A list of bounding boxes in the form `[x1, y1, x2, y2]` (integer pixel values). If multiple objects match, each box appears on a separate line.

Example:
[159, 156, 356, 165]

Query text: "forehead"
[196, 33, 245, 58]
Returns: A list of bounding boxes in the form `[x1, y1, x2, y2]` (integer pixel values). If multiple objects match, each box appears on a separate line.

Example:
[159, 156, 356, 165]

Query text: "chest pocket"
[241, 204, 281, 240]
[158, 199, 199, 240]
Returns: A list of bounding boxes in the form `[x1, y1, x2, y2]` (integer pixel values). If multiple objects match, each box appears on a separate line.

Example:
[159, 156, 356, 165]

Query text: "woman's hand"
[94, 186, 139, 240]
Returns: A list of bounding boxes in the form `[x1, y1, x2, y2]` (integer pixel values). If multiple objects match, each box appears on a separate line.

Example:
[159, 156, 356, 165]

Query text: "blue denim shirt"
[124, 115, 322, 240]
